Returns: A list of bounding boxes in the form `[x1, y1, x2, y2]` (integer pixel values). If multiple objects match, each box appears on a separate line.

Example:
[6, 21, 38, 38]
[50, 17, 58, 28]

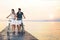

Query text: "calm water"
[0, 20, 60, 40]
[24, 21, 60, 40]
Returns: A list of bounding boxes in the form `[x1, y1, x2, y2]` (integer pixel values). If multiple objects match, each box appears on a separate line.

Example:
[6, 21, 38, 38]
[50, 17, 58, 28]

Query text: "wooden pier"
[0, 27, 38, 40]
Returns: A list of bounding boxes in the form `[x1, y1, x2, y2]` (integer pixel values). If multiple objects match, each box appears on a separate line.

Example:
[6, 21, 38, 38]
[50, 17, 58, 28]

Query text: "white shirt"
[11, 13, 15, 19]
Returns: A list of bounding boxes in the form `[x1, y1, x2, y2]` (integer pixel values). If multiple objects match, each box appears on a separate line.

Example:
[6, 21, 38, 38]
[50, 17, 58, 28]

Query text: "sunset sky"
[0, 0, 60, 20]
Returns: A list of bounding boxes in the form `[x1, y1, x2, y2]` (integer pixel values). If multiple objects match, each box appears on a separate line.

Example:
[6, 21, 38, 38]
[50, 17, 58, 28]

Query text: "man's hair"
[18, 8, 21, 10]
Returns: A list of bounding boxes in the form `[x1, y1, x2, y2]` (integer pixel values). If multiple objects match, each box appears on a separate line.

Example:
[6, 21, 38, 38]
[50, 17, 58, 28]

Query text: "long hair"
[11, 9, 15, 15]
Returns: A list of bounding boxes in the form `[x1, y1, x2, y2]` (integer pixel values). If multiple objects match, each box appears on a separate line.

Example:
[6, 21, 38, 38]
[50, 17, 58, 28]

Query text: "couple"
[7, 8, 26, 34]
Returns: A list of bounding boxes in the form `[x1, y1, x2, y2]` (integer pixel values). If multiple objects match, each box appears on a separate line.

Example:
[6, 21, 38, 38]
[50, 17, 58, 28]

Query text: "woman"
[6, 9, 16, 34]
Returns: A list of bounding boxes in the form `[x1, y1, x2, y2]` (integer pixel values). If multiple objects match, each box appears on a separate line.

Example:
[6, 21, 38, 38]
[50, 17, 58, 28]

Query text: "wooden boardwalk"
[0, 27, 38, 40]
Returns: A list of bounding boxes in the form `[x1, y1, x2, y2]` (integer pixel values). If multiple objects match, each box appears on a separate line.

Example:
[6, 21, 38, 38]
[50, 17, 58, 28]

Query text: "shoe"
[18, 32, 21, 34]
[21, 30, 25, 34]
[13, 31, 15, 35]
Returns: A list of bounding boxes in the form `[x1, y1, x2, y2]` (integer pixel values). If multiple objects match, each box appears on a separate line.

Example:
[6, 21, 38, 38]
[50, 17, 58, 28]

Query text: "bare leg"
[17, 25, 21, 32]
[21, 23, 24, 32]
[12, 25, 16, 32]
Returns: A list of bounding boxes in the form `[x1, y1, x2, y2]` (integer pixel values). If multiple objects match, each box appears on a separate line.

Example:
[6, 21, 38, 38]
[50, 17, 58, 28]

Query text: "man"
[17, 8, 25, 34]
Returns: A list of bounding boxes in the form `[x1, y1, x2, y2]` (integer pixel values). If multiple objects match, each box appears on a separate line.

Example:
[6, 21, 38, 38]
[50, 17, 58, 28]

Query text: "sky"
[0, 0, 60, 20]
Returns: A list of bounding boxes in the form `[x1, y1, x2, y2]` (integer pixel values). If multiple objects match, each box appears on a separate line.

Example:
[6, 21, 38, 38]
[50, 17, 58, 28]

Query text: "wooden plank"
[0, 27, 38, 40]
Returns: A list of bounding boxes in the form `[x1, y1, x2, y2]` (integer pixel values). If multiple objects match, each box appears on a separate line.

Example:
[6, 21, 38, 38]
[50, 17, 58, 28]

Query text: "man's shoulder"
[21, 12, 23, 14]
[21, 12, 23, 13]
[17, 12, 23, 14]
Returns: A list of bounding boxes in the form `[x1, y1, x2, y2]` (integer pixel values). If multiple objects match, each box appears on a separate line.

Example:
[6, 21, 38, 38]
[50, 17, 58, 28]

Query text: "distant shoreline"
[0, 19, 60, 22]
